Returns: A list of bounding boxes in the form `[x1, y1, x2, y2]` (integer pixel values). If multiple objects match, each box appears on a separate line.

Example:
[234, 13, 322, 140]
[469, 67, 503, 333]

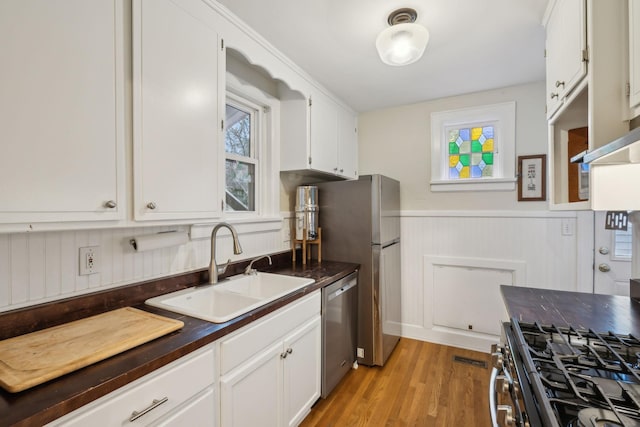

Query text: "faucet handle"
[217, 258, 231, 275]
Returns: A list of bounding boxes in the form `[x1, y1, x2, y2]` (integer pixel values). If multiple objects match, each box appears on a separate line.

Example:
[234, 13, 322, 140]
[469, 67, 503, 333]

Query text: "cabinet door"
[630, 0, 640, 110]
[309, 93, 339, 174]
[282, 316, 321, 427]
[0, 0, 125, 224]
[220, 341, 283, 427]
[545, 0, 587, 118]
[151, 387, 215, 427]
[133, 0, 223, 221]
[337, 107, 358, 179]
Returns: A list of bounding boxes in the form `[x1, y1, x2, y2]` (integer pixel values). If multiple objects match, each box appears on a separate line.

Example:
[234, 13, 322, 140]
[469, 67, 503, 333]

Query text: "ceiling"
[217, 0, 549, 113]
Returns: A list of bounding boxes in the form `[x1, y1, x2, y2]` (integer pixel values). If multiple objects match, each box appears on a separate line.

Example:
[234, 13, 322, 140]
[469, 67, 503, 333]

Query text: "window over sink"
[225, 94, 259, 212]
[221, 70, 280, 221]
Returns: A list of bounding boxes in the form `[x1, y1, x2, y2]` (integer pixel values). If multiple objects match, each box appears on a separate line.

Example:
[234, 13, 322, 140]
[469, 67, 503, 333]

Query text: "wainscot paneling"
[0, 223, 289, 312]
[398, 210, 594, 353]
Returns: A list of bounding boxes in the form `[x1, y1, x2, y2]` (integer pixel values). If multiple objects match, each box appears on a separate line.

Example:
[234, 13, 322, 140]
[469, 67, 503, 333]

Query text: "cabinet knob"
[333, 167, 338, 172]
[340, 168, 344, 173]
[147, 202, 157, 210]
[555, 80, 565, 88]
[103, 200, 117, 209]
[550, 93, 559, 100]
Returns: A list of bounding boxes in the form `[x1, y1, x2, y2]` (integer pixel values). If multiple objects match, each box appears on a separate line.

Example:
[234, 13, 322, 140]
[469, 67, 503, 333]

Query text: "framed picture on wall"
[517, 154, 546, 201]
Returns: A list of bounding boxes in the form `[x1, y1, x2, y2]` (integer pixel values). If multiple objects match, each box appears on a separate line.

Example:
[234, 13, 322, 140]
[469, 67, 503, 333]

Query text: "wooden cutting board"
[0, 307, 184, 393]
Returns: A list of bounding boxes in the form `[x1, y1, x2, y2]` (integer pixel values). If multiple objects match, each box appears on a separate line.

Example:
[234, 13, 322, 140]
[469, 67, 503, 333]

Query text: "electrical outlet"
[357, 347, 365, 358]
[79, 246, 100, 275]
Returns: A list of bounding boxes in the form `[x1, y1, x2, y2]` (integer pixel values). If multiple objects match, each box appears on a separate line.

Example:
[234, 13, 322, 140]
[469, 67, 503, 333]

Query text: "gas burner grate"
[511, 320, 640, 426]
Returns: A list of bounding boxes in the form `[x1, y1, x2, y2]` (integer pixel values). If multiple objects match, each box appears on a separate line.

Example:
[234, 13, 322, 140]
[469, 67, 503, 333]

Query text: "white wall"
[358, 82, 593, 352]
[359, 81, 548, 211]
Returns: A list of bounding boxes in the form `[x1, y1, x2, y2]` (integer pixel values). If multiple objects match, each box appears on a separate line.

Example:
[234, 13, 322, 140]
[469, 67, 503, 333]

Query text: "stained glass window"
[447, 125, 494, 180]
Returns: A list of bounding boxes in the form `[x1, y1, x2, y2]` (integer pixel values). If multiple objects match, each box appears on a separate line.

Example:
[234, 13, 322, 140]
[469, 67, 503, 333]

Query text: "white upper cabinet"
[337, 105, 359, 179]
[546, 0, 629, 209]
[545, 0, 587, 119]
[630, 0, 640, 114]
[309, 92, 339, 175]
[281, 90, 358, 180]
[133, 0, 223, 221]
[0, 0, 125, 226]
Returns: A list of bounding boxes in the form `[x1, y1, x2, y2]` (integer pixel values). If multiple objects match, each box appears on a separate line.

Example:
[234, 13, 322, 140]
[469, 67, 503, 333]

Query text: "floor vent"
[452, 355, 488, 369]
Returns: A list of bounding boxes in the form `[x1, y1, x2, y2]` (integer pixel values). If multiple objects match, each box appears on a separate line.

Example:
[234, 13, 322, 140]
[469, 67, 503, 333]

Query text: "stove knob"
[496, 375, 510, 395]
[497, 405, 515, 427]
[512, 380, 520, 395]
[491, 352, 504, 369]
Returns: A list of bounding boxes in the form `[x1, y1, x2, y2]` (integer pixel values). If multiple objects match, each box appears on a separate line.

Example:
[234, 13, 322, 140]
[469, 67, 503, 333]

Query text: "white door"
[593, 211, 633, 296]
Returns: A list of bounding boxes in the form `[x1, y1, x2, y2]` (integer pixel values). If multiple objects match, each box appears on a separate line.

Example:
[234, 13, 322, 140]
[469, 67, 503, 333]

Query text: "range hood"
[583, 126, 640, 164]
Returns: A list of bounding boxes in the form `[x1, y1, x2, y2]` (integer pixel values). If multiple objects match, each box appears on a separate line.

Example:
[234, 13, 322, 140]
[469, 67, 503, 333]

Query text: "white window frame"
[430, 101, 517, 192]
[225, 93, 260, 213]
[221, 73, 280, 221]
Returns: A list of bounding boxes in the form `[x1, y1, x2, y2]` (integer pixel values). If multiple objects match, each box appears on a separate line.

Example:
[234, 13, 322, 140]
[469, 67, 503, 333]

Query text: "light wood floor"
[301, 338, 492, 427]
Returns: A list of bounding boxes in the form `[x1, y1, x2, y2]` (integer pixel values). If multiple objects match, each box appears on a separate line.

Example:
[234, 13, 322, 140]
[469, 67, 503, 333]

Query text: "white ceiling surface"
[217, 0, 549, 113]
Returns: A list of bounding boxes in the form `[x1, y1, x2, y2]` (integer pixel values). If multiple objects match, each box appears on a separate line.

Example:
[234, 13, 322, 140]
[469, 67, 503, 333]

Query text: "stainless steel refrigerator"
[316, 174, 401, 366]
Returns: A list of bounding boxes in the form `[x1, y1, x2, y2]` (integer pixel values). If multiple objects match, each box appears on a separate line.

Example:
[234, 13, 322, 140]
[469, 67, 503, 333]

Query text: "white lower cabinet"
[218, 291, 321, 427]
[47, 345, 216, 427]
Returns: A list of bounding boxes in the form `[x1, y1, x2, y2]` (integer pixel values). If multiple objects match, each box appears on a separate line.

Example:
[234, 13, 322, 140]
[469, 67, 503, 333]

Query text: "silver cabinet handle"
[104, 200, 117, 209]
[287, 347, 293, 355]
[555, 80, 565, 88]
[129, 397, 168, 422]
[550, 93, 559, 100]
[147, 202, 157, 210]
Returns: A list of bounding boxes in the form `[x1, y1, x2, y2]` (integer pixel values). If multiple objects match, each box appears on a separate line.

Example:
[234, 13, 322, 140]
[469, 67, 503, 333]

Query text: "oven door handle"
[489, 366, 499, 427]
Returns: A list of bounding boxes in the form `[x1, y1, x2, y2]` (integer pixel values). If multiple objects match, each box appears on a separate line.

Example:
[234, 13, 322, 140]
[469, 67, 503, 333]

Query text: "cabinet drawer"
[219, 291, 320, 375]
[49, 346, 215, 426]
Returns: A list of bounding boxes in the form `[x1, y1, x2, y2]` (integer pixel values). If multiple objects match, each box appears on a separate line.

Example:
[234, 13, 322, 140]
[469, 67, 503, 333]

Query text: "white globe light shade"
[375, 23, 429, 66]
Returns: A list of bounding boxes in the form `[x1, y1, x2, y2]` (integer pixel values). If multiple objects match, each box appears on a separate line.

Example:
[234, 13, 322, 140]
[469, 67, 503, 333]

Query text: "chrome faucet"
[244, 255, 272, 275]
[209, 222, 243, 284]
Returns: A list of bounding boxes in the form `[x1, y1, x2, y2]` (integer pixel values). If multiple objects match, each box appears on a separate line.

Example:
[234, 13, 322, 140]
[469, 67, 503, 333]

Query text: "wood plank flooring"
[301, 338, 492, 427]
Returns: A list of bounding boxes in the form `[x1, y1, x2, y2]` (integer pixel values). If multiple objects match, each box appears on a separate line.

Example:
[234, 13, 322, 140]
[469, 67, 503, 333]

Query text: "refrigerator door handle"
[381, 238, 400, 249]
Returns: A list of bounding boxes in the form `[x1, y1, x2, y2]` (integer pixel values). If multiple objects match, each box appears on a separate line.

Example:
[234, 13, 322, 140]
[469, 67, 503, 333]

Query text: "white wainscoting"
[0, 221, 290, 312]
[400, 210, 594, 353]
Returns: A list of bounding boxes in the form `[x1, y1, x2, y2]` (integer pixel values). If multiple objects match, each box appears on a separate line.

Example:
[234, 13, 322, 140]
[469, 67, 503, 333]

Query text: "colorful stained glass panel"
[446, 124, 495, 180]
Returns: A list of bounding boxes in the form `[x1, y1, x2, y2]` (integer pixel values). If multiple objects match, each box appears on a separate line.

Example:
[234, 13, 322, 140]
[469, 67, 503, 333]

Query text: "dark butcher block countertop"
[501, 284, 640, 335]
[0, 251, 358, 427]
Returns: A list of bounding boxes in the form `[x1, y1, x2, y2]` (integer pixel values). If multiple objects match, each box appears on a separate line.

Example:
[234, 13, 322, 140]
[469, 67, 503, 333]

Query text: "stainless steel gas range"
[491, 319, 640, 427]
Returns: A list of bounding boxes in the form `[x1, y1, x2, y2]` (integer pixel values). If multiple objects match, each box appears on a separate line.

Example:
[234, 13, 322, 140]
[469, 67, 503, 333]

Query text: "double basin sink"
[145, 272, 315, 323]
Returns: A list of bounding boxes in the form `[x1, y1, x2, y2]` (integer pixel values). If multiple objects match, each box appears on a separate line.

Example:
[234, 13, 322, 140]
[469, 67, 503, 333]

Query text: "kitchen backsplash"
[0, 221, 293, 312]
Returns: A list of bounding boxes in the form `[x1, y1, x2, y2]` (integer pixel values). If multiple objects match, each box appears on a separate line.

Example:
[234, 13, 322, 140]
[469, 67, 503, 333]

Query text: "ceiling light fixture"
[376, 8, 429, 66]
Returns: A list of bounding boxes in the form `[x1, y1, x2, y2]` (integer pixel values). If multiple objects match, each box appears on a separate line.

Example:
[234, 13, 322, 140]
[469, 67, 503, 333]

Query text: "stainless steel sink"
[145, 272, 314, 323]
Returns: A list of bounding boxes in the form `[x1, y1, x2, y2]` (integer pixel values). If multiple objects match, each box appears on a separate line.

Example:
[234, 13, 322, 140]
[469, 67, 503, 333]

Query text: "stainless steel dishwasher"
[321, 271, 358, 398]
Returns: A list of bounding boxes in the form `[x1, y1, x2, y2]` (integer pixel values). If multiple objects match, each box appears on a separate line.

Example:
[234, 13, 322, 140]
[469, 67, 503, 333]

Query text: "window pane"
[614, 223, 633, 259]
[447, 125, 494, 180]
[225, 104, 251, 156]
[225, 159, 255, 211]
